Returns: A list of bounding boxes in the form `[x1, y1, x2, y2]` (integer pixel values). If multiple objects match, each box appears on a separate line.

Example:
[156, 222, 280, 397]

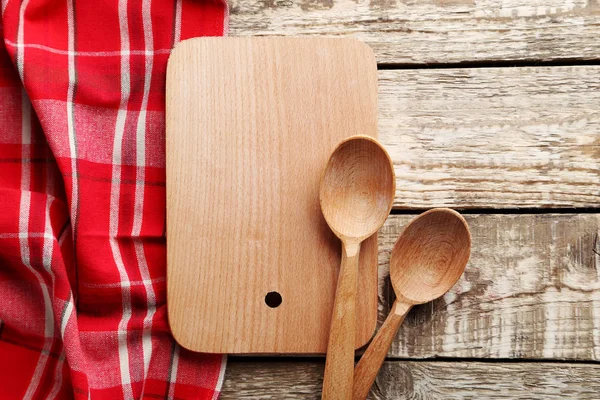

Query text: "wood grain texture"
[378, 66, 600, 209]
[166, 37, 380, 354]
[354, 302, 409, 400]
[378, 214, 600, 360]
[229, 0, 600, 65]
[320, 136, 395, 399]
[222, 359, 600, 399]
[354, 209, 470, 400]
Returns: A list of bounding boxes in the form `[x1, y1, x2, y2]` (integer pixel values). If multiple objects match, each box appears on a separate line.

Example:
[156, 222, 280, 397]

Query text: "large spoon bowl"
[320, 136, 395, 242]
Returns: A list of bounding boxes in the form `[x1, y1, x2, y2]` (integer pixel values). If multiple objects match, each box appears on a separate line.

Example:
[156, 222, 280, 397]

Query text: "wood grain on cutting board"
[166, 37, 380, 354]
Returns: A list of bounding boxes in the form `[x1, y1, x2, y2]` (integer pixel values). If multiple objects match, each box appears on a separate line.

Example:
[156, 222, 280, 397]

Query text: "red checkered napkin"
[0, 1, 228, 398]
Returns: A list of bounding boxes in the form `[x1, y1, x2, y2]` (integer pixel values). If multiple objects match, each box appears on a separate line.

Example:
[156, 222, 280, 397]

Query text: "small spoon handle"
[352, 299, 412, 400]
[322, 241, 361, 400]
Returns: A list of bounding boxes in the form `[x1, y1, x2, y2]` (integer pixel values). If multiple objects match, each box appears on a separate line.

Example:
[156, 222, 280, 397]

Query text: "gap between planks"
[377, 59, 600, 70]
[227, 356, 600, 365]
[390, 208, 600, 215]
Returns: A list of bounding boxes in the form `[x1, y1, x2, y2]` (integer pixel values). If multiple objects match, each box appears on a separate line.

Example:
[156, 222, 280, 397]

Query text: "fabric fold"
[0, 1, 228, 398]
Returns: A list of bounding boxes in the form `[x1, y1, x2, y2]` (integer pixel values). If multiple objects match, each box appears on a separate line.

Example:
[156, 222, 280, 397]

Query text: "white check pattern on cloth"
[0, 0, 228, 398]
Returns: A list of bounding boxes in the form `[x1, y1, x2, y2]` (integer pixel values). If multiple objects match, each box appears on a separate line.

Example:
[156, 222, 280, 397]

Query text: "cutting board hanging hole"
[265, 292, 282, 308]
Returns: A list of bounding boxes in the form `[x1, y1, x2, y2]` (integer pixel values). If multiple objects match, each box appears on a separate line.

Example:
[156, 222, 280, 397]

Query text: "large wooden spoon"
[353, 208, 471, 400]
[320, 136, 395, 400]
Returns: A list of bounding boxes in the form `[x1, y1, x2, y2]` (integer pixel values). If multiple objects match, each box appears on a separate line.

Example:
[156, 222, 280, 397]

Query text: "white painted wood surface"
[378, 66, 600, 209]
[379, 214, 600, 360]
[230, 0, 600, 64]
[222, 360, 600, 399]
[223, 6, 600, 396]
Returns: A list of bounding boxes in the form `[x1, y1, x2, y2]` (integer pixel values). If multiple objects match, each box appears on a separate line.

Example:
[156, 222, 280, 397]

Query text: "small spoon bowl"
[352, 208, 471, 400]
[391, 208, 471, 304]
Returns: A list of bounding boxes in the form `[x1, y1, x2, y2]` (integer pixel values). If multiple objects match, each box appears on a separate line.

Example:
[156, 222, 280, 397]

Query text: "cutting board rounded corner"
[166, 296, 193, 352]
[344, 37, 377, 68]
[167, 37, 202, 65]
[167, 302, 217, 354]
[169, 326, 194, 353]
[166, 38, 190, 74]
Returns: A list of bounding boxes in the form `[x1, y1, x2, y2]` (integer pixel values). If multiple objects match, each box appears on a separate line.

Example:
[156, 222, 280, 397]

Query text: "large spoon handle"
[322, 241, 361, 400]
[352, 300, 412, 400]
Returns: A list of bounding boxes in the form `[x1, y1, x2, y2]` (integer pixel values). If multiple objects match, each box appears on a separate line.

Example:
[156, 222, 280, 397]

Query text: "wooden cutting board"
[166, 37, 379, 354]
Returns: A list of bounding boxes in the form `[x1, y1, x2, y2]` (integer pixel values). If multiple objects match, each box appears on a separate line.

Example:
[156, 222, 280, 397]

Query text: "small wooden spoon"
[353, 208, 471, 400]
[320, 136, 395, 400]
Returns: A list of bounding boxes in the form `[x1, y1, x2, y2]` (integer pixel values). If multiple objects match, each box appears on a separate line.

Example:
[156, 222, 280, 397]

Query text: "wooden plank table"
[222, 0, 600, 397]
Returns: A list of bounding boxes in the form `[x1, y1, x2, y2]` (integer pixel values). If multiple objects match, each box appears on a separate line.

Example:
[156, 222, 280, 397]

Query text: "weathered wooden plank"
[378, 66, 600, 208]
[379, 214, 600, 360]
[229, 0, 600, 65]
[222, 359, 600, 399]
